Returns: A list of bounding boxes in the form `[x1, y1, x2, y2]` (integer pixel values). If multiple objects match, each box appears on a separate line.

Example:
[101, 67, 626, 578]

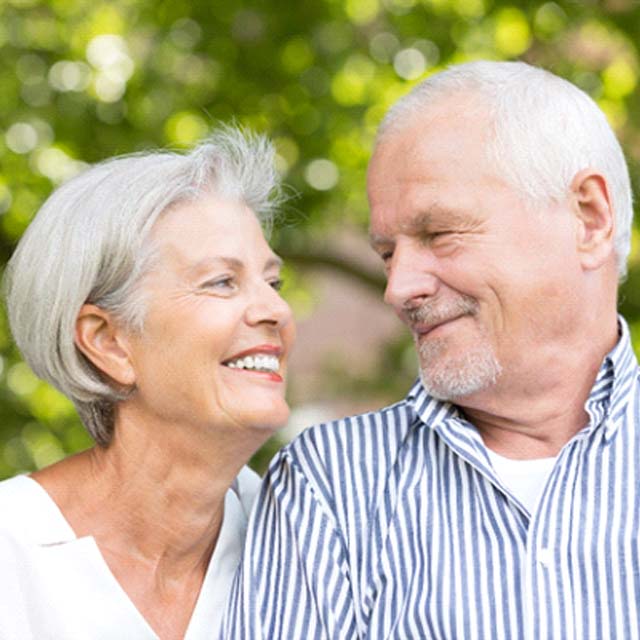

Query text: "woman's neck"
[31, 409, 270, 639]
[35, 411, 266, 568]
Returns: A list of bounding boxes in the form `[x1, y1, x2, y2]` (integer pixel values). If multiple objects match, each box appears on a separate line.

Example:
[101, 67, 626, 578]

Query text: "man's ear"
[571, 169, 615, 271]
[75, 304, 136, 387]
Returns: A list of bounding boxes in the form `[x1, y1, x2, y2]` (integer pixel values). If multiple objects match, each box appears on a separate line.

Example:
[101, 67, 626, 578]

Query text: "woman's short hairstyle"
[5, 126, 282, 446]
[379, 60, 634, 279]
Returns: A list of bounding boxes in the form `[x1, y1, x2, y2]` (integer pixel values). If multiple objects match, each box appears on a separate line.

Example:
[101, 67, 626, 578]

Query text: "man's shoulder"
[268, 397, 422, 508]
[291, 396, 416, 457]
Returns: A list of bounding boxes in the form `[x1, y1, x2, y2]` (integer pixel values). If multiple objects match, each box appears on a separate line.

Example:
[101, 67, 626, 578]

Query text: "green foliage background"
[1, 0, 640, 477]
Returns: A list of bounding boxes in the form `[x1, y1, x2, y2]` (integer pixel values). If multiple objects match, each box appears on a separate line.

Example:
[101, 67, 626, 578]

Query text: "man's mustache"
[405, 294, 479, 330]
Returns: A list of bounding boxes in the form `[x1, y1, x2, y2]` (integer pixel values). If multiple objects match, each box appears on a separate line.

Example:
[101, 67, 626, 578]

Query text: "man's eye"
[380, 251, 393, 263]
[430, 231, 456, 244]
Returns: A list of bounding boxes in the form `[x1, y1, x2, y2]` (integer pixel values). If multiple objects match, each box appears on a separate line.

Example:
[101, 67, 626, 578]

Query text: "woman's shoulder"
[0, 475, 39, 527]
[0, 474, 74, 544]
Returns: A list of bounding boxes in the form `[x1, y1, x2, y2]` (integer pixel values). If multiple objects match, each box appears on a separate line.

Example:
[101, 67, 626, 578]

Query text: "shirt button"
[538, 548, 552, 566]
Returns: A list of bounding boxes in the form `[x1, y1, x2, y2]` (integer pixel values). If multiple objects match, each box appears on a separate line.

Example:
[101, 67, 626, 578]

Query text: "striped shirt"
[223, 319, 640, 639]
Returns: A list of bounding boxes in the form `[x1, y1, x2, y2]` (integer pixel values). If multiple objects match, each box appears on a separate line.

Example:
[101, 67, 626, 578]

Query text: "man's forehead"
[374, 91, 490, 148]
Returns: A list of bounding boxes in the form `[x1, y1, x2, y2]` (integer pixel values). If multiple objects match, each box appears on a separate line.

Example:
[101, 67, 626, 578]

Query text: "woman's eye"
[204, 276, 235, 290]
[269, 278, 284, 291]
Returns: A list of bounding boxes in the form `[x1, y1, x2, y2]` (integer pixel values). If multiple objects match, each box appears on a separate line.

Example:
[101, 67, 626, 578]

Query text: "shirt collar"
[406, 378, 459, 429]
[589, 315, 639, 439]
[407, 379, 496, 482]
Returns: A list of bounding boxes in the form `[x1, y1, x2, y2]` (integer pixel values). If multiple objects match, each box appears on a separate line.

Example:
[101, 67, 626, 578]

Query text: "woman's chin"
[253, 405, 291, 432]
[227, 401, 290, 435]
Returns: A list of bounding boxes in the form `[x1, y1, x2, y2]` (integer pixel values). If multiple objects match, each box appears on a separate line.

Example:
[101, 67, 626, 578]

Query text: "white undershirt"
[486, 448, 557, 514]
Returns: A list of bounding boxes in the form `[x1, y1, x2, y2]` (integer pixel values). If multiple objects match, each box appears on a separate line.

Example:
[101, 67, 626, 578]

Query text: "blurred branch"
[278, 246, 386, 293]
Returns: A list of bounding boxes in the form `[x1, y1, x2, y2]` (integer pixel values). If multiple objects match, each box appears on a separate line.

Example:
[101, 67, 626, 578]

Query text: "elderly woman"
[0, 127, 294, 639]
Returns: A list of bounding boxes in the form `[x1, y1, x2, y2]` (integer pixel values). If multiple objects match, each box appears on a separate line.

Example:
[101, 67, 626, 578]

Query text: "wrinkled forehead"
[370, 99, 495, 184]
[369, 108, 495, 203]
[375, 88, 493, 148]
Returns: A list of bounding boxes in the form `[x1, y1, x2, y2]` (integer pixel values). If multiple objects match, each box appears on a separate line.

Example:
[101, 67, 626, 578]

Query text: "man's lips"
[411, 314, 465, 337]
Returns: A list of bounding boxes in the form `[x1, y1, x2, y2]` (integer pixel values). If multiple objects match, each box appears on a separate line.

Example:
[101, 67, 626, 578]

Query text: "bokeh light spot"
[345, 0, 379, 24]
[6, 123, 38, 154]
[7, 363, 38, 396]
[534, 3, 567, 38]
[305, 159, 339, 191]
[394, 48, 426, 80]
[281, 37, 315, 75]
[494, 8, 532, 56]
[48, 60, 92, 92]
[164, 112, 209, 146]
[86, 34, 134, 102]
[602, 59, 637, 100]
[331, 54, 376, 105]
[453, 0, 487, 19]
[33, 147, 88, 184]
[0, 183, 13, 215]
[370, 32, 400, 64]
[170, 18, 203, 49]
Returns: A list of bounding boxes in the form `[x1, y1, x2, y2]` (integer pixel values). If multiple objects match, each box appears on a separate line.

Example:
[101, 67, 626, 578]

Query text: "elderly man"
[223, 61, 639, 639]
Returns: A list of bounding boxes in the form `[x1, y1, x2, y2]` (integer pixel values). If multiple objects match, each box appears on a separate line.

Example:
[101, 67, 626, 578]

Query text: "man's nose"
[383, 242, 440, 310]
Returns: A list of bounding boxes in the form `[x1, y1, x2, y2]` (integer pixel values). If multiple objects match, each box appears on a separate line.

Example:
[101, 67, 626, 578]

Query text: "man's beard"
[406, 294, 502, 401]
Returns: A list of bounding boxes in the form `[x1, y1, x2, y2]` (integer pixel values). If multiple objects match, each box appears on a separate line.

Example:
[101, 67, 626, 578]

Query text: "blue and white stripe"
[223, 319, 640, 639]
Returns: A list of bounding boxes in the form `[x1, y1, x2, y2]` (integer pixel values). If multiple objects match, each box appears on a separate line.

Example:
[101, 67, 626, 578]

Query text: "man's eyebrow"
[369, 206, 473, 247]
[402, 211, 433, 235]
[403, 207, 472, 232]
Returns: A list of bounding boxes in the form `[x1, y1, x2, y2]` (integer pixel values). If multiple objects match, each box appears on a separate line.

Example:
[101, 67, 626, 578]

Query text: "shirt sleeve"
[220, 448, 360, 639]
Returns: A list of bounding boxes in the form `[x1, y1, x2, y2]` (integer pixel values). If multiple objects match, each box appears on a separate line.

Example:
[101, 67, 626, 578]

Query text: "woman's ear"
[75, 304, 136, 387]
[571, 169, 615, 271]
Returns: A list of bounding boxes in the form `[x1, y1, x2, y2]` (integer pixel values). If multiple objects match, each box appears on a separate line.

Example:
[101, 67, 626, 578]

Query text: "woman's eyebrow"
[265, 255, 283, 270]
[187, 255, 283, 277]
[186, 256, 244, 277]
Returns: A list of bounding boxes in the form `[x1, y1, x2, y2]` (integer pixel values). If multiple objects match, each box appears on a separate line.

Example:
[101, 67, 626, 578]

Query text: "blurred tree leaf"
[1, 0, 640, 477]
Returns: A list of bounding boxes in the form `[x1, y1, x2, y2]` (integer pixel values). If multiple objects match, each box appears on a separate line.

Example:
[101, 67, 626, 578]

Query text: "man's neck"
[457, 314, 620, 459]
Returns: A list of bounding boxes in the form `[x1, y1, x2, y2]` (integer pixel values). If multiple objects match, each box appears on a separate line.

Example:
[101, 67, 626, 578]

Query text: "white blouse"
[0, 468, 261, 640]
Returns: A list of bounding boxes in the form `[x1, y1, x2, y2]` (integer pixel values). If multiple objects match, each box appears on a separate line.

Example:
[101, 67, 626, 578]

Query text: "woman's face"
[124, 195, 295, 435]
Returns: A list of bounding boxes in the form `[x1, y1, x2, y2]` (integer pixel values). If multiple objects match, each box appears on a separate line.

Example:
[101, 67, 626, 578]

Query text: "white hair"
[4, 125, 282, 446]
[379, 60, 633, 279]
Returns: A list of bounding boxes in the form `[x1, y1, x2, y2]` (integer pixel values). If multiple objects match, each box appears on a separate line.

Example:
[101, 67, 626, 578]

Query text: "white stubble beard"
[408, 295, 502, 401]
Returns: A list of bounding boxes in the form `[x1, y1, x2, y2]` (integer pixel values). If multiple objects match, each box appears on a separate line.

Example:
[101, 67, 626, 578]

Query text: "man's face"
[367, 103, 584, 403]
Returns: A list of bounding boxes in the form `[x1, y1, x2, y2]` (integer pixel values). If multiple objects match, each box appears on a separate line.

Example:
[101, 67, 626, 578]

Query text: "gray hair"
[4, 126, 282, 446]
[379, 60, 633, 279]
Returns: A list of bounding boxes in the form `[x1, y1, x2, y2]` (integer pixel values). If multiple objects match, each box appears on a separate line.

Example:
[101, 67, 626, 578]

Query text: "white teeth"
[225, 355, 280, 373]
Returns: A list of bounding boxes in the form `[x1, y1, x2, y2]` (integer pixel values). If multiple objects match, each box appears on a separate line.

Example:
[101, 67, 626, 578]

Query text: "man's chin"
[418, 350, 502, 401]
